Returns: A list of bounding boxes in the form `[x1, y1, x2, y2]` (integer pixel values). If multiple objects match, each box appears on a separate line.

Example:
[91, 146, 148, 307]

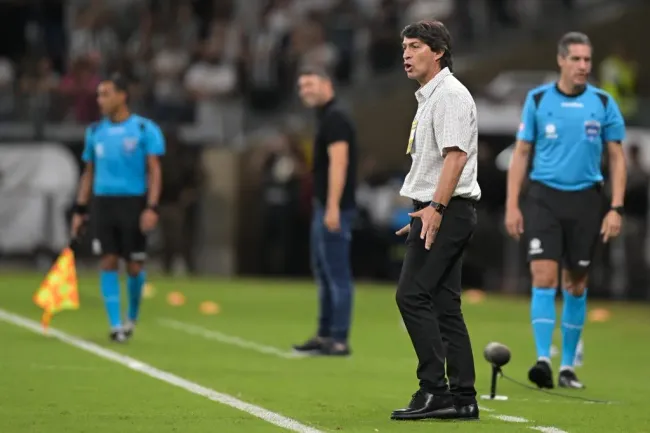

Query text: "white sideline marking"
[0, 309, 323, 433]
[159, 318, 300, 359]
[492, 415, 529, 423]
[484, 407, 569, 433]
[530, 427, 569, 433]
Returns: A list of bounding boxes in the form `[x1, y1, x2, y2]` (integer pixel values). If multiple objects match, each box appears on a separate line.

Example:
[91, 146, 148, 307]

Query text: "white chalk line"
[158, 318, 301, 359]
[479, 406, 568, 432]
[0, 308, 323, 433]
[529, 428, 569, 433]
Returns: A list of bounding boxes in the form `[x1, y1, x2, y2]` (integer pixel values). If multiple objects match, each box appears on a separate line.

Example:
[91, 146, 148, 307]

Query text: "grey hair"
[558, 32, 592, 57]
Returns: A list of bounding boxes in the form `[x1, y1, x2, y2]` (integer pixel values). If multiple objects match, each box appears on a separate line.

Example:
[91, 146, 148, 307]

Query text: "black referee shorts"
[92, 196, 148, 262]
[524, 181, 605, 271]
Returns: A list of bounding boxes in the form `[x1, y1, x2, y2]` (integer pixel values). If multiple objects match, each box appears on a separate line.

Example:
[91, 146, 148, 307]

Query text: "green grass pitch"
[1, 272, 649, 433]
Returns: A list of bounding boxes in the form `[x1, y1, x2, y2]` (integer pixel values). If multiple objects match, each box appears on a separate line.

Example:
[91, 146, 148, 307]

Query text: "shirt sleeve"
[81, 126, 95, 162]
[322, 112, 352, 146]
[433, 90, 475, 154]
[602, 95, 626, 143]
[516, 92, 537, 142]
[144, 121, 166, 156]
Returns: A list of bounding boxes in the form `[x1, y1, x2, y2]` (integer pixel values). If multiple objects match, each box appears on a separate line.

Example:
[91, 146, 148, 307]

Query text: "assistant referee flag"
[33, 247, 80, 331]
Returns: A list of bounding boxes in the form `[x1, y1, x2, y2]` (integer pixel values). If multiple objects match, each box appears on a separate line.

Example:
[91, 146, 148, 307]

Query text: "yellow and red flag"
[33, 247, 80, 331]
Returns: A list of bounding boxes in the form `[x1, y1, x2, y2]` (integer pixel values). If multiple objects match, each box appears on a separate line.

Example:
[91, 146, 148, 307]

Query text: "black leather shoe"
[391, 390, 456, 420]
[452, 403, 479, 420]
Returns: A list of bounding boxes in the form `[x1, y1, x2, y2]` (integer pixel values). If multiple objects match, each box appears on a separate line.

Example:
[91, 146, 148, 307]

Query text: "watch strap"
[429, 201, 447, 215]
[611, 205, 624, 215]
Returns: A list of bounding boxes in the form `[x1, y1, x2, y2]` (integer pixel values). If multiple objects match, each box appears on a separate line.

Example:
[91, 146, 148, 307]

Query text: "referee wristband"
[73, 203, 88, 215]
[611, 206, 624, 216]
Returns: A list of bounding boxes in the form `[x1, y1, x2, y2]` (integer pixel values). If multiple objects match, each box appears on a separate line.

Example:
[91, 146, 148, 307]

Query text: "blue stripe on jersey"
[516, 83, 625, 191]
[82, 114, 165, 196]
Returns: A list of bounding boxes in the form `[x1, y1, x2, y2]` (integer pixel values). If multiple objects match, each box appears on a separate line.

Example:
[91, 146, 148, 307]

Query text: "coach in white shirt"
[390, 20, 481, 422]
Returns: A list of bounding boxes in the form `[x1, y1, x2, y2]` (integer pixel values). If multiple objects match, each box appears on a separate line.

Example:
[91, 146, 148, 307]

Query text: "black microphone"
[484, 342, 511, 368]
[481, 342, 511, 400]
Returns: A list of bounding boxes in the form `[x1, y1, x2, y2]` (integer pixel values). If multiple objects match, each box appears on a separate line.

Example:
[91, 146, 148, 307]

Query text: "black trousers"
[396, 198, 478, 405]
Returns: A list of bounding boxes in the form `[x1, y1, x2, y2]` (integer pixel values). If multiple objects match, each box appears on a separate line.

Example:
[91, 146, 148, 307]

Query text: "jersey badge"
[123, 137, 138, 152]
[584, 120, 601, 140]
[544, 123, 557, 139]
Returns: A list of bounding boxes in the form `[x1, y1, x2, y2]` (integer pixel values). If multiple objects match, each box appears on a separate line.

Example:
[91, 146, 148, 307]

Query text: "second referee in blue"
[505, 32, 627, 389]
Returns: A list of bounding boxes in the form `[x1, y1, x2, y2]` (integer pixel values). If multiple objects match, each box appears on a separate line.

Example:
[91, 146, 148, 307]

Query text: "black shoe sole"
[391, 406, 458, 420]
[529, 367, 554, 389]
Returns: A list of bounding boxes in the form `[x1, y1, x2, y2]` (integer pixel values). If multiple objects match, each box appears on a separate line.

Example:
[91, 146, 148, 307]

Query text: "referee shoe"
[558, 369, 585, 389]
[110, 329, 127, 343]
[528, 360, 554, 389]
[123, 320, 136, 339]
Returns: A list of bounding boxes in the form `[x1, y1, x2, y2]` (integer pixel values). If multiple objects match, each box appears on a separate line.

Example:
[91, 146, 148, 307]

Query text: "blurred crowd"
[0, 0, 581, 128]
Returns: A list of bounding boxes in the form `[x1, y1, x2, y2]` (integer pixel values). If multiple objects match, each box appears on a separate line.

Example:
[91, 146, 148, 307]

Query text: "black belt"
[412, 197, 477, 211]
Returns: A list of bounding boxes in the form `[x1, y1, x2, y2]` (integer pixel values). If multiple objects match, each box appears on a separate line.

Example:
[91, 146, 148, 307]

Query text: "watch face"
[430, 202, 444, 213]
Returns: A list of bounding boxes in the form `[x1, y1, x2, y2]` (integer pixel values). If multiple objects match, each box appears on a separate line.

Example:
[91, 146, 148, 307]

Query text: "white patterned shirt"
[400, 67, 482, 202]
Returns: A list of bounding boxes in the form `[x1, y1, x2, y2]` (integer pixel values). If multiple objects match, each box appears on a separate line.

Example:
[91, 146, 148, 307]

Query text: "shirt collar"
[415, 67, 452, 103]
[317, 97, 336, 119]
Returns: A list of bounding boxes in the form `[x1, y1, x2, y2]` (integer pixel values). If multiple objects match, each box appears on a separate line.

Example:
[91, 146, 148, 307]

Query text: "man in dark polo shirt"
[293, 66, 358, 356]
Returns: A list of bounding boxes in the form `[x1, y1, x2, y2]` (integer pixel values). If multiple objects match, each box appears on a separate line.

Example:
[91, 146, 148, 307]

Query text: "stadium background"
[0, 0, 649, 301]
[3, 1, 650, 433]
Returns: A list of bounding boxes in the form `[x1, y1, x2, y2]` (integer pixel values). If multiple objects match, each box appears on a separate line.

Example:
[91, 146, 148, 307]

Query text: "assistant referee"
[391, 21, 481, 421]
[71, 73, 165, 343]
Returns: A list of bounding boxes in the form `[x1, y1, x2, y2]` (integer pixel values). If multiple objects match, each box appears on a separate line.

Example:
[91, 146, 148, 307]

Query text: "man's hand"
[505, 206, 525, 240]
[140, 208, 159, 233]
[408, 206, 442, 250]
[601, 210, 622, 243]
[395, 224, 410, 236]
[324, 204, 341, 232]
[70, 213, 87, 238]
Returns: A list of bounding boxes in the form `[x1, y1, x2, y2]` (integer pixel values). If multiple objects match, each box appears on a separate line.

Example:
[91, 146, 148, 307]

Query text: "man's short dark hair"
[297, 65, 332, 81]
[558, 32, 592, 57]
[103, 72, 130, 94]
[401, 20, 453, 72]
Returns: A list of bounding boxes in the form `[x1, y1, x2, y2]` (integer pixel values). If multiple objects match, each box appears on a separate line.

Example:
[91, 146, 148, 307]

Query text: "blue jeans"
[311, 204, 355, 343]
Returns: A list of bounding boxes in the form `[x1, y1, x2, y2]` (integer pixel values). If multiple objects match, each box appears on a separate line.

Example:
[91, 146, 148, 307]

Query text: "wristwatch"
[611, 205, 624, 216]
[73, 203, 88, 215]
[147, 204, 160, 214]
[429, 201, 447, 215]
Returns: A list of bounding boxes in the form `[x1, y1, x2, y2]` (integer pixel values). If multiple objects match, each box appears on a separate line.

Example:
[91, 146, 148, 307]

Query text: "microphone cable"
[499, 371, 616, 404]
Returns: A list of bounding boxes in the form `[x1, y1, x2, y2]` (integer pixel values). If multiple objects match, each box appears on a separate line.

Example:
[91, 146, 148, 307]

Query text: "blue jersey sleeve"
[81, 126, 95, 162]
[516, 93, 537, 142]
[603, 96, 626, 142]
[144, 121, 165, 156]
